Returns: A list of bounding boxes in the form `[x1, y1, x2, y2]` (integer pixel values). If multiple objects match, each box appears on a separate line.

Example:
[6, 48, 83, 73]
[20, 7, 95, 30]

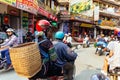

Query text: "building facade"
[0, 0, 60, 43]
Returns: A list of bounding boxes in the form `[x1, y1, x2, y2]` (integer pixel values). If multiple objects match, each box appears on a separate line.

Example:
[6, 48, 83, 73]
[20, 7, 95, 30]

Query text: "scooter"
[0, 57, 7, 70]
[95, 41, 107, 56]
[83, 40, 90, 48]
[0, 49, 13, 71]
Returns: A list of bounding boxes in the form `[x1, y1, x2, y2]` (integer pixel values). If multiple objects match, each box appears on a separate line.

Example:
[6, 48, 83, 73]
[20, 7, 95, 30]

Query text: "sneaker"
[101, 70, 107, 76]
[6, 64, 13, 70]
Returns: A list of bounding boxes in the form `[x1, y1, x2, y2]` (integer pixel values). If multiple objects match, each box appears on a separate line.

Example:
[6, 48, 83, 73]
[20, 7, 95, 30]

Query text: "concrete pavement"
[74, 46, 105, 80]
[0, 45, 105, 80]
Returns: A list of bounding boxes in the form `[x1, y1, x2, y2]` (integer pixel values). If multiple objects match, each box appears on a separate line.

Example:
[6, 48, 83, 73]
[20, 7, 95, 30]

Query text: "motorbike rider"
[101, 29, 120, 75]
[29, 20, 58, 80]
[54, 31, 77, 80]
[95, 34, 107, 54]
[0, 28, 18, 69]
[83, 35, 90, 47]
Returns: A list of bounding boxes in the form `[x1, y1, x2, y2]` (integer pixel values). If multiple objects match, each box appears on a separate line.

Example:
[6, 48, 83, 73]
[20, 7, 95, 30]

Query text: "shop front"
[69, 15, 94, 38]
[97, 20, 116, 36]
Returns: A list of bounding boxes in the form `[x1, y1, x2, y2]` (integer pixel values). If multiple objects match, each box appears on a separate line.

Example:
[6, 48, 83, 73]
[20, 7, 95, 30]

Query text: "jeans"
[1, 49, 11, 65]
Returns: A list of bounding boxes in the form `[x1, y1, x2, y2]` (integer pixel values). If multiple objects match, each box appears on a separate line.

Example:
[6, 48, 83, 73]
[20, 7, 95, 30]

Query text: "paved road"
[0, 45, 105, 80]
[74, 45, 105, 80]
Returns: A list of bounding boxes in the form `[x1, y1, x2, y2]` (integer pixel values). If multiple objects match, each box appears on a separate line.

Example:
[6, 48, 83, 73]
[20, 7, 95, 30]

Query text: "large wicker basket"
[10, 42, 42, 78]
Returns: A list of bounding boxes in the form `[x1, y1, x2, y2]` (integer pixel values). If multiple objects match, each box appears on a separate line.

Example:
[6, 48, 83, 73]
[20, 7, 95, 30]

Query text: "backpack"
[38, 39, 57, 63]
[37, 39, 58, 78]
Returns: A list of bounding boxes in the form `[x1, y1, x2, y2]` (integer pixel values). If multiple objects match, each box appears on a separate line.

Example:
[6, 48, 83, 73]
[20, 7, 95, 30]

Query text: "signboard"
[100, 20, 115, 27]
[38, 7, 49, 18]
[0, 0, 16, 6]
[70, 0, 93, 17]
[22, 12, 28, 31]
[80, 23, 93, 28]
[17, 0, 38, 15]
[94, 6, 99, 21]
[38, 7, 57, 21]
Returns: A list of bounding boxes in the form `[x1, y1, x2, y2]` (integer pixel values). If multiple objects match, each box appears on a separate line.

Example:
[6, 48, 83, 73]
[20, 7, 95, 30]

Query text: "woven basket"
[10, 42, 42, 78]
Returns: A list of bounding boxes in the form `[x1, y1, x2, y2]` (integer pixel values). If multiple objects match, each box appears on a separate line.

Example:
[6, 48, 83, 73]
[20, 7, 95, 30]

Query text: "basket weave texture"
[10, 42, 42, 78]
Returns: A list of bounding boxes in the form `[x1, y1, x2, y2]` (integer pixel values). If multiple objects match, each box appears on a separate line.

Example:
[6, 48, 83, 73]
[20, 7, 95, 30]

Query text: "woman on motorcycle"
[29, 20, 59, 80]
[0, 28, 18, 69]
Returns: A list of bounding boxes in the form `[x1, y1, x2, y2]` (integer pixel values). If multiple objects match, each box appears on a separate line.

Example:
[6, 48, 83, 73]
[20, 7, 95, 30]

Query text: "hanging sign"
[16, 0, 38, 15]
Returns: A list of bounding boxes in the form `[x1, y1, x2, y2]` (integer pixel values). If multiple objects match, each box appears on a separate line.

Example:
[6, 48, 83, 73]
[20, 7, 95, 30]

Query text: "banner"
[0, 0, 16, 6]
[100, 20, 116, 27]
[94, 6, 99, 21]
[17, 0, 38, 15]
[70, 0, 93, 17]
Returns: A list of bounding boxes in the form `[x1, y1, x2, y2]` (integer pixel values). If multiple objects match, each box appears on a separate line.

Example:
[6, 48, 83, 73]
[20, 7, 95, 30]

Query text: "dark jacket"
[54, 41, 77, 67]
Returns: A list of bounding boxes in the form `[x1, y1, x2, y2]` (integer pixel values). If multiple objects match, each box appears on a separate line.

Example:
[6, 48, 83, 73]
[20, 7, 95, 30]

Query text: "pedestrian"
[25, 29, 33, 42]
[54, 31, 77, 80]
[66, 33, 72, 48]
[0, 28, 18, 69]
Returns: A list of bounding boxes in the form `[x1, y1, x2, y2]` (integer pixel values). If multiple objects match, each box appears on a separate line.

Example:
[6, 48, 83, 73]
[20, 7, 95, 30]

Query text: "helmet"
[55, 31, 65, 40]
[6, 28, 14, 32]
[36, 20, 51, 32]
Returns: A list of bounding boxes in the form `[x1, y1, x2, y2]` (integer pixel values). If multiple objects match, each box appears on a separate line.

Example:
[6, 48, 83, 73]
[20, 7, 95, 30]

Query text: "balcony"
[93, 0, 120, 6]
[99, 9, 120, 18]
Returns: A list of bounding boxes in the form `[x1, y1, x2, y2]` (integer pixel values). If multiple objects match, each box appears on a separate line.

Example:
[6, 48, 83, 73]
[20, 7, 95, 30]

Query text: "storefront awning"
[99, 26, 116, 30]
[80, 23, 93, 28]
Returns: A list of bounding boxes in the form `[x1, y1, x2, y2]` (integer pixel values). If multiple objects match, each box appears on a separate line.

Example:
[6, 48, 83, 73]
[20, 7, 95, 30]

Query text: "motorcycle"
[83, 40, 90, 48]
[95, 41, 107, 56]
[0, 48, 13, 71]
[0, 57, 7, 70]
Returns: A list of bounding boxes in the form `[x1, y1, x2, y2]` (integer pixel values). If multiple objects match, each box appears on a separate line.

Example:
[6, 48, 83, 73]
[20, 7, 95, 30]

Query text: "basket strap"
[38, 39, 48, 45]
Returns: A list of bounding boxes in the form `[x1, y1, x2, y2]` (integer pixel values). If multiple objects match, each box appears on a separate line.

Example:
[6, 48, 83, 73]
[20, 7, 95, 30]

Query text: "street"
[0, 45, 105, 80]
[74, 45, 105, 80]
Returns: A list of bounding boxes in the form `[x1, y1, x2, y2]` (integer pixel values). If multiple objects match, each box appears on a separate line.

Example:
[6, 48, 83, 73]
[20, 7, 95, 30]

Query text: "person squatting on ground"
[101, 28, 120, 76]
[0, 28, 18, 69]
[54, 31, 77, 80]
